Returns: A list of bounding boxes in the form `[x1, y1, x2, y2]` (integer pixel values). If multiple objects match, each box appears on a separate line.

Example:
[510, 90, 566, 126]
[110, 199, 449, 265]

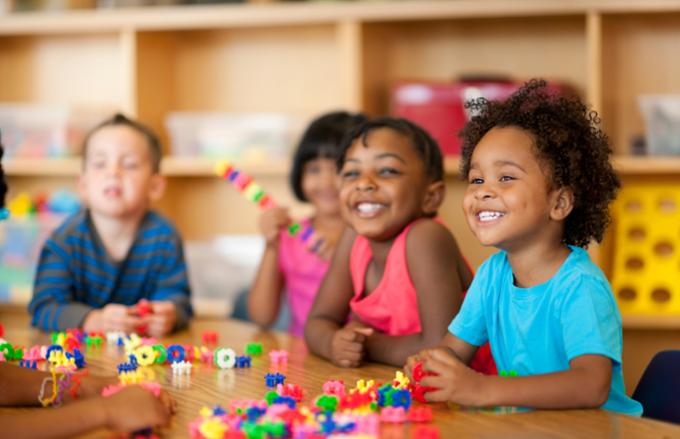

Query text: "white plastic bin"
[185, 235, 264, 317]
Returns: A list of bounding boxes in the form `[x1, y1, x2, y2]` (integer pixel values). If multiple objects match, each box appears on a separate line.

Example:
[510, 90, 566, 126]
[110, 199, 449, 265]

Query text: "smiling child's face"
[338, 127, 437, 241]
[463, 125, 563, 253]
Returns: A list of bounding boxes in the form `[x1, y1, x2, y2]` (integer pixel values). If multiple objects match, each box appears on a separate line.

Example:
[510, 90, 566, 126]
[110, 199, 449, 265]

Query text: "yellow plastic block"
[611, 184, 680, 315]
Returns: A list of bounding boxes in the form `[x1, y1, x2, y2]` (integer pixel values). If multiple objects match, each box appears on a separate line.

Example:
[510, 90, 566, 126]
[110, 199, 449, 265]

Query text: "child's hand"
[404, 352, 423, 381]
[330, 321, 374, 368]
[102, 385, 175, 432]
[259, 207, 291, 247]
[146, 301, 177, 338]
[77, 374, 119, 400]
[83, 304, 143, 333]
[306, 233, 338, 261]
[418, 348, 484, 405]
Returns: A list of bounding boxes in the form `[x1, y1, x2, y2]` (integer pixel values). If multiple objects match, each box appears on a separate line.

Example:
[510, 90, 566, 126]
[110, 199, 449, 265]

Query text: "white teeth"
[477, 211, 504, 222]
[357, 203, 383, 213]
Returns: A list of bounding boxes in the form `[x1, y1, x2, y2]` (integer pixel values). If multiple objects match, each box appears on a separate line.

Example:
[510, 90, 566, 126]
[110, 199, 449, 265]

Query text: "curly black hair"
[459, 79, 620, 248]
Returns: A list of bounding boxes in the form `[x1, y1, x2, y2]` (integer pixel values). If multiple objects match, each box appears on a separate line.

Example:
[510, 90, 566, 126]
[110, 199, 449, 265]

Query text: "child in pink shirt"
[247, 111, 366, 336]
[305, 117, 495, 373]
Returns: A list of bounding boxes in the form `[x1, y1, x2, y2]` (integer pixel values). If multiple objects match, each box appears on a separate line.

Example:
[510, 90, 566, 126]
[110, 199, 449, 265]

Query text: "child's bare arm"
[0, 363, 55, 406]
[2, 385, 174, 439]
[304, 227, 357, 364]
[247, 207, 289, 327]
[0, 363, 118, 407]
[420, 349, 612, 409]
[363, 221, 471, 366]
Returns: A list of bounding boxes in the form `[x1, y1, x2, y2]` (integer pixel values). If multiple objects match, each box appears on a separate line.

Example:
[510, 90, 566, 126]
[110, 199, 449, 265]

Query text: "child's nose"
[355, 175, 376, 192]
[474, 184, 495, 200]
[106, 163, 123, 176]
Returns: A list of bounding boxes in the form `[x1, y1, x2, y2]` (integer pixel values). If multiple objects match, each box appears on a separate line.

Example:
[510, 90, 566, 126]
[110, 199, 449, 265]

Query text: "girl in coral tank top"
[304, 117, 495, 374]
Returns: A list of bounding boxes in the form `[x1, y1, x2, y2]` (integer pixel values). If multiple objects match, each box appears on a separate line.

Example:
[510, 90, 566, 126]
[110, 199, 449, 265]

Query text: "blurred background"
[1, 0, 680, 390]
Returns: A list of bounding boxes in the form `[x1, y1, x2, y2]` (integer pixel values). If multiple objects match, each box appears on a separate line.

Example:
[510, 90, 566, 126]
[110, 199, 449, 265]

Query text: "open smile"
[354, 201, 387, 218]
[476, 210, 505, 222]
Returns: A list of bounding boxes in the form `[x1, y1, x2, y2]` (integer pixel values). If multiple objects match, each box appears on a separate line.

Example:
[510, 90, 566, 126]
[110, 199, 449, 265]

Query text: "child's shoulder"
[405, 217, 461, 261]
[50, 209, 89, 241]
[140, 210, 181, 237]
[559, 247, 607, 284]
[553, 247, 615, 305]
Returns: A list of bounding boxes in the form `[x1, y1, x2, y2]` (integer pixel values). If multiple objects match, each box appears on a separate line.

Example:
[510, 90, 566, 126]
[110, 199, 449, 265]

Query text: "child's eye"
[378, 167, 400, 177]
[469, 177, 484, 184]
[90, 160, 106, 170]
[123, 161, 140, 170]
[499, 175, 515, 182]
[341, 169, 359, 179]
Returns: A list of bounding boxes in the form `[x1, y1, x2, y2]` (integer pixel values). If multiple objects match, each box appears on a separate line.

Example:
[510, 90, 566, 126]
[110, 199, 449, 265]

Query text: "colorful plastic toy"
[166, 345, 186, 363]
[269, 349, 288, 366]
[214, 348, 236, 369]
[265, 372, 286, 388]
[202, 331, 218, 345]
[171, 360, 192, 375]
[215, 160, 322, 249]
[235, 355, 251, 368]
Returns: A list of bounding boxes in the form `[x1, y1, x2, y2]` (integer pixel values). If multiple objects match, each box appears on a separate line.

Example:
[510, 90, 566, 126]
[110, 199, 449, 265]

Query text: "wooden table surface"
[1, 306, 679, 439]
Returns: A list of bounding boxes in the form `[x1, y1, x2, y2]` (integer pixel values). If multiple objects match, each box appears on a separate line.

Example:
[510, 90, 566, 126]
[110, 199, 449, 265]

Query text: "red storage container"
[391, 79, 519, 156]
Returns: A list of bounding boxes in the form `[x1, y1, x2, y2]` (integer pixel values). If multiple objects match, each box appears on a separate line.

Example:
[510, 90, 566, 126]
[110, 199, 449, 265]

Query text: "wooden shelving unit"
[622, 315, 680, 330]
[3, 0, 680, 266]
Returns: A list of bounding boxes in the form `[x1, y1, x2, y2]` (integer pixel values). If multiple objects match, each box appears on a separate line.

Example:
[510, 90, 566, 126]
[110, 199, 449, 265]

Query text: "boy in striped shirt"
[28, 114, 192, 336]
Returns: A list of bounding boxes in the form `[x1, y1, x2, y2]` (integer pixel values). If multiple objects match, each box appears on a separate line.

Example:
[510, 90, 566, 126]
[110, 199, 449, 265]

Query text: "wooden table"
[1, 306, 679, 439]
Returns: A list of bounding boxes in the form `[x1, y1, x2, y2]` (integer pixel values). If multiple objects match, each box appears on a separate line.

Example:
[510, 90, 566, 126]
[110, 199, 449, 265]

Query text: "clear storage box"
[165, 112, 297, 162]
[0, 104, 106, 158]
[639, 95, 680, 155]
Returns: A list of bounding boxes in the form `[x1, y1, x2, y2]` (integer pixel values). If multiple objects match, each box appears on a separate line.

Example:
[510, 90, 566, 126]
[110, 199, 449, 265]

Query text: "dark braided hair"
[459, 79, 620, 248]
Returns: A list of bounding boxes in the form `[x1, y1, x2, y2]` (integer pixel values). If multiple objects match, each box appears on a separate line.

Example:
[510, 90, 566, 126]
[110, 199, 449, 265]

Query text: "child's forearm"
[304, 317, 340, 360]
[365, 332, 437, 367]
[29, 298, 92, 332]
[247, 247, 284, 327]
[2, 400, 107, 439]
[476, 367, 610, 409]
[0, 364, 52, 406]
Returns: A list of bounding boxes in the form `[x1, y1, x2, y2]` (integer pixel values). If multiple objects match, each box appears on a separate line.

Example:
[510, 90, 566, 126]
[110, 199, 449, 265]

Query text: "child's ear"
[148, 174, 166, 201]
[550, 186, 574, 221]
[422, 180, 446, 215]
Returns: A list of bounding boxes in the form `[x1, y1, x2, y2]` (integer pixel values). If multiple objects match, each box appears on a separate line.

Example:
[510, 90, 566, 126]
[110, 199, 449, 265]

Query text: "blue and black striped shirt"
[28, 209, 192, 331]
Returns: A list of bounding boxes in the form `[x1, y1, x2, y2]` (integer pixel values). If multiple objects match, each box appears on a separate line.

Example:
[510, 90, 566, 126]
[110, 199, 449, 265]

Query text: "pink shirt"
[278, 218, 330, 337]
[349, 220, 422, 336]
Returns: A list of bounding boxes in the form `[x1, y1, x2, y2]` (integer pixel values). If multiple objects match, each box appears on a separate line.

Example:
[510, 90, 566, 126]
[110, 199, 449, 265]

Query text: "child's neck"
[90, 210, 146, 262]
[506, 240, 571, 288]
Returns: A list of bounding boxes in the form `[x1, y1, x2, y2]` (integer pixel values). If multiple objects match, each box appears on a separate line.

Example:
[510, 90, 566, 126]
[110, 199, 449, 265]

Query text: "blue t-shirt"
[449, 246, 642, 416]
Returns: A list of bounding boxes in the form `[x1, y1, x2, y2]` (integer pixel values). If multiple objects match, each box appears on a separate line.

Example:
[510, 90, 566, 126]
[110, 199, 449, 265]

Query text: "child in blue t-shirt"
[406, 79, 642, 415]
